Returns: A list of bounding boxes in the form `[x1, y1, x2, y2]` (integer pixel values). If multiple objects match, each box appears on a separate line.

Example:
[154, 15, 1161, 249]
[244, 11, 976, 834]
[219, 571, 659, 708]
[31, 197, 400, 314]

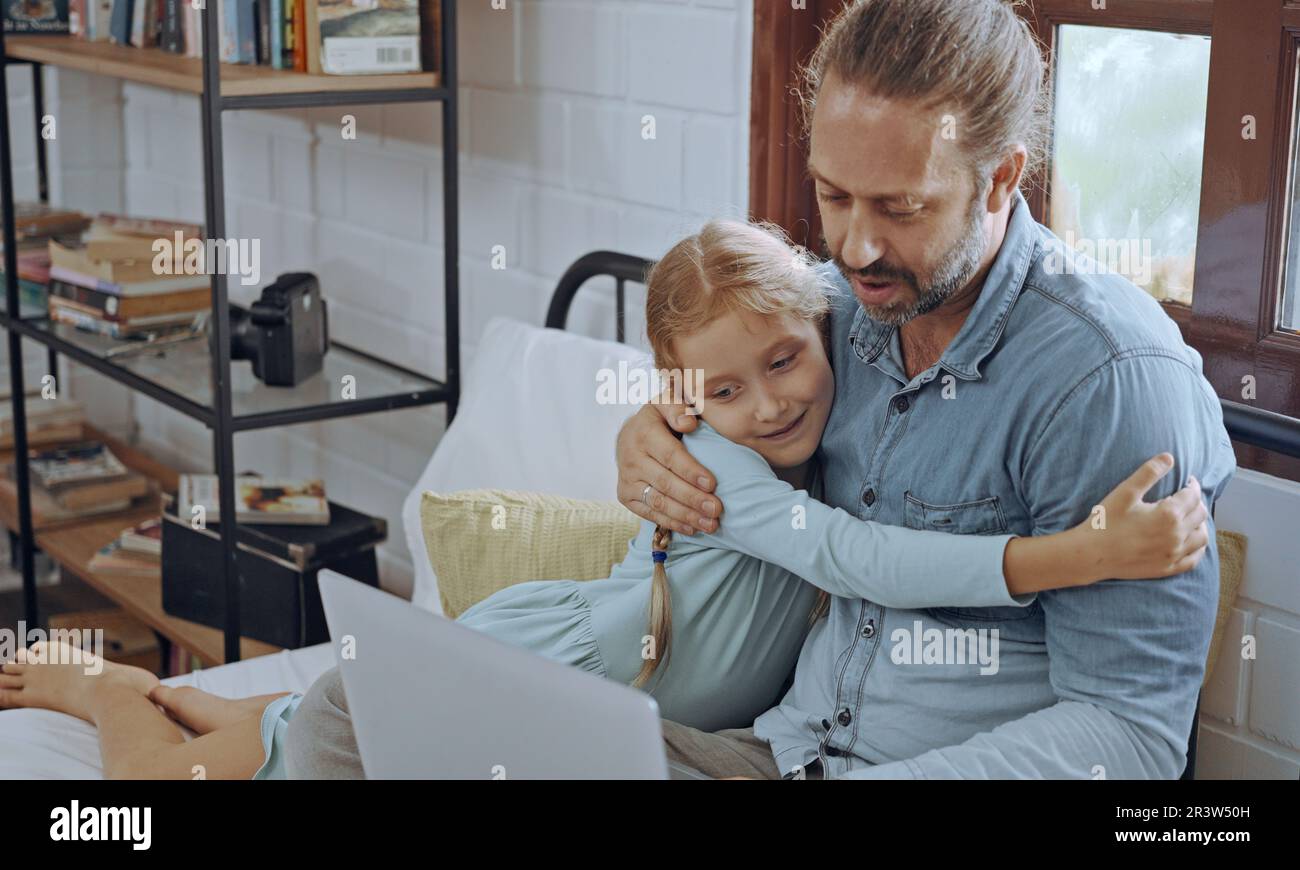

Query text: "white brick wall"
[19, 0, 755, 599]
[1199, 469, 1300, 780]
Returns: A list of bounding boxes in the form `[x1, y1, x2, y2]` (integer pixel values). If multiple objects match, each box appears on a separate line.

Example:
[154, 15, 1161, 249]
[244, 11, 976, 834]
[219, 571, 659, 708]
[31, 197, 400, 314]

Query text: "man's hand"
[615, 392, 722, 535]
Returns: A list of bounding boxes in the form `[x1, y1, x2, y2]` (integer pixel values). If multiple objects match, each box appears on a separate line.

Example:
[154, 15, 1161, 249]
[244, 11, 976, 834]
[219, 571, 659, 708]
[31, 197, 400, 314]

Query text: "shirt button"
[862, 488, 876, 506]
[837, 708, 852, 726]
[894, 395, 910, 414]
[861, 619, 876, 639]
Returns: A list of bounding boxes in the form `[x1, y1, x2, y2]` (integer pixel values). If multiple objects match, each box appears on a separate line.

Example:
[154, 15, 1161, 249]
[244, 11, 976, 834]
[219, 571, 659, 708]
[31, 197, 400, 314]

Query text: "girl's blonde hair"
[633, 218, 834, 690]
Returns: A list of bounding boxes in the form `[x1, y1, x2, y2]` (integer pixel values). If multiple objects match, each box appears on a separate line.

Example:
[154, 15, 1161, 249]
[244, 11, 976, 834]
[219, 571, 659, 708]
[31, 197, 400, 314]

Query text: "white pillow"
[401, 317, 657, 613]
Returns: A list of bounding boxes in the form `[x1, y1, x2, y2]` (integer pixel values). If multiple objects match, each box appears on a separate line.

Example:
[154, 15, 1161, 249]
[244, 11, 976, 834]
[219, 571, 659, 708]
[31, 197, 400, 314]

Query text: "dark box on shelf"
[160, 493, 386, 649]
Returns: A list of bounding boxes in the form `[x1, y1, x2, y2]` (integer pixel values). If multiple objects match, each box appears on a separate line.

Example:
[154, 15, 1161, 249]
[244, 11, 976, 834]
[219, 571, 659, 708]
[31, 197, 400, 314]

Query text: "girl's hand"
[1083, 453, 1210, 581]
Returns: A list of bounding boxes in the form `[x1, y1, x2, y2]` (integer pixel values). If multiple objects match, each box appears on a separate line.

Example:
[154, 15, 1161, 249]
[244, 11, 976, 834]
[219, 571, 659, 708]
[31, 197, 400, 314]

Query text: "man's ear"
[985, 146, 1028, 213]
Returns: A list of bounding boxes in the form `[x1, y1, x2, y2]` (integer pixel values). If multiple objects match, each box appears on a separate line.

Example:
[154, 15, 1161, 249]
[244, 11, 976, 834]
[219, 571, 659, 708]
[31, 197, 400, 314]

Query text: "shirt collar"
[847, 188, 1039, 381]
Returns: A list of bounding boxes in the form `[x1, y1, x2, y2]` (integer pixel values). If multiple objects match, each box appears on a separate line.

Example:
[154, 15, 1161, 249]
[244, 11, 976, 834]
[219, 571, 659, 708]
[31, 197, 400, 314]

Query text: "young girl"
[0, 219, 1208, 779]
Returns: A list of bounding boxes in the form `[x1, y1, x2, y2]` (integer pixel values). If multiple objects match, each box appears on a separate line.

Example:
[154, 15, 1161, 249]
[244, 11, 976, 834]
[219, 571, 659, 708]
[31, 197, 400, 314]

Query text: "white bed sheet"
[0, 643, 334, 779]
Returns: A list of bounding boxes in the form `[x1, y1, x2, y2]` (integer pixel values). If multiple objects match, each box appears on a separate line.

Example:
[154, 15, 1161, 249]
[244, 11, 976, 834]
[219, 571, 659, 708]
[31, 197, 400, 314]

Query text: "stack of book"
[0, 396, 85, 450]
[6, 440, 154, 522]
[0, 203, 92, 314]
[61, 0, 436, 76]
[48, 214, 211, 340]
[178, 473, 330, 525]
[88, 517, 163, 579]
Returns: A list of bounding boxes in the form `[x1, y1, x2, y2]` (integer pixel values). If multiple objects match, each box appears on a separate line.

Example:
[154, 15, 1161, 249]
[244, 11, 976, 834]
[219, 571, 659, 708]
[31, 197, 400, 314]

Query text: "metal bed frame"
[546, 249, 1300, 781]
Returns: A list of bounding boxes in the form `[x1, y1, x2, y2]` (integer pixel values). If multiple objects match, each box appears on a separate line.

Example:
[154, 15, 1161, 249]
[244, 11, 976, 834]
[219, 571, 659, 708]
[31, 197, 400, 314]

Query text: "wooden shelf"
[0, 424, 279, 667]
[37, 513, 280, 668]
[0, 423, 173, 532]
[5, 35, 440, 98]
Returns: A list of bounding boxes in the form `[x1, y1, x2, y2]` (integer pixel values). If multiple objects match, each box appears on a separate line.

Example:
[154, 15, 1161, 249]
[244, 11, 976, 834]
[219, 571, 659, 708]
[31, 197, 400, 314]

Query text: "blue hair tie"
[652, 550, 667, 563]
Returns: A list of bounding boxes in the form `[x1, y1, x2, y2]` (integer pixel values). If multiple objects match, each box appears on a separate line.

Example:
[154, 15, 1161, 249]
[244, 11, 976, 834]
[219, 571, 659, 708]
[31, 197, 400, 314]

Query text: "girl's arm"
[684, 428, 1207, 608]
[1002, 453, 1209, 594]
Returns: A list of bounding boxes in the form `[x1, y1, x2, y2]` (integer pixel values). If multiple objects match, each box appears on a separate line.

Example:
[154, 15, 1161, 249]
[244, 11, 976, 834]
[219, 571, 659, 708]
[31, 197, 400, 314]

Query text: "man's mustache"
[836, 258, 917, 287]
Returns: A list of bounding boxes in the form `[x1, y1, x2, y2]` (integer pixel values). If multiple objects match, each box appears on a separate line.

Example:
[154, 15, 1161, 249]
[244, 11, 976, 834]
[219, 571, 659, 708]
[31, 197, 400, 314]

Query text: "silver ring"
[641, 484, 654, 506]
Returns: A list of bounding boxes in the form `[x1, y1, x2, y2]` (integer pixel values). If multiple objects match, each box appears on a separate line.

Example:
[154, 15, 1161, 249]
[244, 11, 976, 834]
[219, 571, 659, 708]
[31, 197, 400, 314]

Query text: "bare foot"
[0, 640, 160, 724]
[148, 685, 291, 735]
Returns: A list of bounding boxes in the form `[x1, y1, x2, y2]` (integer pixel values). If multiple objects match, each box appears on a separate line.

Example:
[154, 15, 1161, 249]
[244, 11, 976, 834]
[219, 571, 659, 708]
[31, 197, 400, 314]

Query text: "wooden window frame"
[751, 0, 1300, 482]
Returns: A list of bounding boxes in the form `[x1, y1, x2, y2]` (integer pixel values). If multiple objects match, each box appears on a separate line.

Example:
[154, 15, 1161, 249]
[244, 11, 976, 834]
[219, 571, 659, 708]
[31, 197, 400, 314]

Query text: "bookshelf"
[0, 1, 461, 665]
[4, 35, 443, 100]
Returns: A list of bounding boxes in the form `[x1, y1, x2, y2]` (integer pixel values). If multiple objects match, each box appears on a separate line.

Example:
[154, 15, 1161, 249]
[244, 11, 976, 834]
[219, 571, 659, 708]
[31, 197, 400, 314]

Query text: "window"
[1277, 54, 1300, 334]
[1020, 0, 1300, 482]
[1049, 25, 1211, 307]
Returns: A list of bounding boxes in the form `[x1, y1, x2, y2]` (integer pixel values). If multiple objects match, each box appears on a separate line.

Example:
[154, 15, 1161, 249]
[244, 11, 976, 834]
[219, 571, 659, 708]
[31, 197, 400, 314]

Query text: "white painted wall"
[1199, 468, 1300, 779]
[16, 0, 755, 598]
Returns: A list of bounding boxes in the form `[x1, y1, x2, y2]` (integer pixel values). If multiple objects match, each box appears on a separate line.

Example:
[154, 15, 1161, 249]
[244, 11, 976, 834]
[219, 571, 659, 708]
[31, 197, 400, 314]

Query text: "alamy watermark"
[595, 361, 706, 412]
[151, 233, 262, 286]
[890, 620, 1000, 676]
[1043, 231, 1153, 286]
[0, 622, 104, 675]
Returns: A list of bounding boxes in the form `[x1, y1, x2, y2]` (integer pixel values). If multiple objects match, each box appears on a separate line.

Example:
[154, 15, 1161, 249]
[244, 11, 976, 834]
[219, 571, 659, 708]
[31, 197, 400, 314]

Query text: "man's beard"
[831, 192, 988, 327]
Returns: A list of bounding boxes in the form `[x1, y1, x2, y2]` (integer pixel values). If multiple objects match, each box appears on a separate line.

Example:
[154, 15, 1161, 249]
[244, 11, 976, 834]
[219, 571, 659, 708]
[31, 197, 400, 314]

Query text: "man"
[613, 0, 1235, 778]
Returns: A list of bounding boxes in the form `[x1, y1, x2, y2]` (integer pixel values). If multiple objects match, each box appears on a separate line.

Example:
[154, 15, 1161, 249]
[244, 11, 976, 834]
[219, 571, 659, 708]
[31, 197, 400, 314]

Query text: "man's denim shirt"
[752, 191, 1237, 779]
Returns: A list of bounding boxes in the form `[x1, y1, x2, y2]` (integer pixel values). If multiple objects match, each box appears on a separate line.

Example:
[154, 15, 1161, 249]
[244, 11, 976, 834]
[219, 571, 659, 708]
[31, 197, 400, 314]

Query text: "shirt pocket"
[903, 492, 1037, 626]
[902, 492, 1009, 536]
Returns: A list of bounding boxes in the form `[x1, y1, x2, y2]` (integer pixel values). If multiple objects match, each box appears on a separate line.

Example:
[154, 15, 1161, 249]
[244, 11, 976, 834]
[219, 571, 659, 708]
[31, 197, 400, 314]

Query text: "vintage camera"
[230, 272, 329, 387]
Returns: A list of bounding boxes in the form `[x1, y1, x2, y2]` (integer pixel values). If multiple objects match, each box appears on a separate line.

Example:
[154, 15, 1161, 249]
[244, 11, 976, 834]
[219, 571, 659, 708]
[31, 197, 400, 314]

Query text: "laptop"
[317, 570, 693, 780]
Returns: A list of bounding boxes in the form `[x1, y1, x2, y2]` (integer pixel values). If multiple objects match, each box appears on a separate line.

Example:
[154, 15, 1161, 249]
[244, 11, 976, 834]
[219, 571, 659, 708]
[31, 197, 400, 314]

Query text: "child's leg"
[0, 641, 276, 779]
[92, 683, 268, 779]
[150, 684, 292, 735]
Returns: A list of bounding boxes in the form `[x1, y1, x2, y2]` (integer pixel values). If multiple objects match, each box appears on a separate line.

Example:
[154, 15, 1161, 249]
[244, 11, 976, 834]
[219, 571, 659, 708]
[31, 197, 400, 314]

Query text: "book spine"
[48, 265, 122, 295]
[85, 0, 100, 39]
[89, 0, 114, 40]
[49, 279, 115, 317]
[110, 0, 134, 45]
[268, 0, 282, 69]
[292, 0, 305, 72]
[145, 0, 162, 45]
[220, 0, 236, 62]
[48, 264, 211, 298]
[50, 279, 209, 320]
[237, 0, 256, 63]
[303, 0, 319, 74]
[256, 0, 269, 65]
[129, 0, 146, 46]
[69, 0, 86, 37]
[49, 304, 142, 339]
[94, 213, 203, 239]
[183, 3, 200, 56]
[161, 0, 181, 53]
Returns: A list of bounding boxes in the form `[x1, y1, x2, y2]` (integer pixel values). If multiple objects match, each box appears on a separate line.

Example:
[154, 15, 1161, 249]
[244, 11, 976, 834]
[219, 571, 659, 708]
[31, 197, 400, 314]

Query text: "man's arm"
[840, 354, 1236, 779]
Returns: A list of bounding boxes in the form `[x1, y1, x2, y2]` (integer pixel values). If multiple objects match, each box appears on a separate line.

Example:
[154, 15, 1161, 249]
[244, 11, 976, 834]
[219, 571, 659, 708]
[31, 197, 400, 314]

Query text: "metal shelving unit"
[0, 0, 460, 664]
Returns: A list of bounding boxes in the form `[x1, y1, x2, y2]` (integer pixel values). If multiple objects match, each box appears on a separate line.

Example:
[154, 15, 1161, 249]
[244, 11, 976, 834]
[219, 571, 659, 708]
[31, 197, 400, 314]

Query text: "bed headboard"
[545, 250, 655, 344]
